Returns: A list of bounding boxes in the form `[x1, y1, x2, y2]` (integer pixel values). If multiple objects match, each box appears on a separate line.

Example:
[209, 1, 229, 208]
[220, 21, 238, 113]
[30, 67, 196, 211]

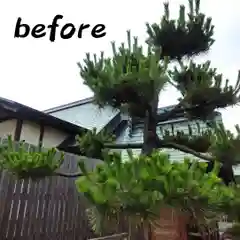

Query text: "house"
[0, 96, 126, 150]
[0, 97, 88, 148]
[43, 96, 223, 160]
[2, 95, 238, 175]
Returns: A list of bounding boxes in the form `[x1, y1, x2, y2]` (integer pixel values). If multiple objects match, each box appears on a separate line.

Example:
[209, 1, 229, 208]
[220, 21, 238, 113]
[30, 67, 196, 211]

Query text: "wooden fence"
[0, 141, 104, 240]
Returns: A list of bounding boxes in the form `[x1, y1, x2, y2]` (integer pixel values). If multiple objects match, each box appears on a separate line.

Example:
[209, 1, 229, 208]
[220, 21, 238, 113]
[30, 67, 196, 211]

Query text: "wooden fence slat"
[9, 178, 22, 239]
[15, 179, 29, 238]
[0, 174, 15, 239]
[0, 171, 9, 229]
[21, 178, 34, 237]
[50, 176, 57, 235]
[32, 180, 41, 239]
[39, 178, 51, 239]
[29, 180, 40, 238]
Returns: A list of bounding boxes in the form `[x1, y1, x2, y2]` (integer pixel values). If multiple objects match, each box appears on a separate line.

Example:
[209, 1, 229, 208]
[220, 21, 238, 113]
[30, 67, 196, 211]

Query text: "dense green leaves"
[209, 124, 240, 165]
[76, 151, 237, 233]
[77, 128, 115, 159]
[77, 31, 169, 117]
[146, 0, 214, 59]
[0, 136, 64, 179]
[160, 123, 240, 159]
[170, 61, 240, 120]
[161, 124, 212, 153]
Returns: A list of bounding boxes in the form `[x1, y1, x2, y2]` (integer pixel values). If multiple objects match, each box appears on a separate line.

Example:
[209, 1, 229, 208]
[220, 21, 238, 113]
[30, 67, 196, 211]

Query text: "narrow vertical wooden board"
[0, 174, 15, 239]
[15, 178, 31, 238]
[21, 178, 36, 238]
[0, 171, 10, 231]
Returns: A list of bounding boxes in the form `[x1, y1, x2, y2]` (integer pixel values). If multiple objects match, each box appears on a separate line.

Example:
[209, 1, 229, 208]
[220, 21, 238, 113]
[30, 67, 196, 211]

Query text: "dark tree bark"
[142, 92, 159, 155]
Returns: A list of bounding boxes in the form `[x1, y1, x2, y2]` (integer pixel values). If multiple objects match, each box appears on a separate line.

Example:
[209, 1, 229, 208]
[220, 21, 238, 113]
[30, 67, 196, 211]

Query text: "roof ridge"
[43, 96, 94, 113]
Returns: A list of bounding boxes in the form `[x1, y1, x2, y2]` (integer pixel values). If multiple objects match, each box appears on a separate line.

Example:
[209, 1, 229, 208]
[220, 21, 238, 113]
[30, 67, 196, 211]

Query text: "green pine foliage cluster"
[162, 123, 240, 165]
[0, 136, 64, 179]
[171, 61, 240, 120]
[76, 151, 236, 234]
[77, 33, 169, 117]
[146, 1, 214, 59]
[77, 127, 115, 159]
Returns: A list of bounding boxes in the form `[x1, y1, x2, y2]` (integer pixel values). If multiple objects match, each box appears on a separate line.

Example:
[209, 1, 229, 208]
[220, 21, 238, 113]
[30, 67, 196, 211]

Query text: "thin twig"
[166, 72, 178, 88]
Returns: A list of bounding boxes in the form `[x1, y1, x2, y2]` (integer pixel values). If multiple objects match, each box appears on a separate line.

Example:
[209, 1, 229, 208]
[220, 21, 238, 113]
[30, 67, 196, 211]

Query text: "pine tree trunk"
[142, 94, 159, 155]
[141, 93, 158, 240]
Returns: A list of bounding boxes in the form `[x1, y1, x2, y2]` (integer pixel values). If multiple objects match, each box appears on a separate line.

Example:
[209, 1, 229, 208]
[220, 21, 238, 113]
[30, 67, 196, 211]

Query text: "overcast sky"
[1, 0, 240, 133]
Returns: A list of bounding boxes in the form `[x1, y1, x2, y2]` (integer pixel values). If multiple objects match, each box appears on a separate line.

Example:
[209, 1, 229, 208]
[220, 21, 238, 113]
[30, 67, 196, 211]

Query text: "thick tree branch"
[53, 140, 214, 178]
[106, 143, 145, 149]
[54, 134, 215, 179]
[104, 143, 143, 149]
[165, 142, 214, 161]
[104, 141, 214, 161]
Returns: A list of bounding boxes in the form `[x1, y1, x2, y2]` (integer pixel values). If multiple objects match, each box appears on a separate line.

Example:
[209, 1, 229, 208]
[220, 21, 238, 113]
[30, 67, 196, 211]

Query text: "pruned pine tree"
[75, 0, 240, 237]
[77, 0, 240, 184]
[1, 0, 240, 239]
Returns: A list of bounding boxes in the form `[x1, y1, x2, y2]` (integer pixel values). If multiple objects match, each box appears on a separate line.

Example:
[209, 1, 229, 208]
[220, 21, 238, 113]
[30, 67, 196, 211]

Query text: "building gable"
[45, 101, 119, 132]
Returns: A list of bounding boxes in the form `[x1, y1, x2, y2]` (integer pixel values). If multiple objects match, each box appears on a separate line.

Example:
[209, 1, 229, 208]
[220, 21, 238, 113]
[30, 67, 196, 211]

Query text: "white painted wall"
[42, 126, 68, 148]
[0, 119, 17, 139]
[0, 119, 69, 148]
[21, 121, 40, 146]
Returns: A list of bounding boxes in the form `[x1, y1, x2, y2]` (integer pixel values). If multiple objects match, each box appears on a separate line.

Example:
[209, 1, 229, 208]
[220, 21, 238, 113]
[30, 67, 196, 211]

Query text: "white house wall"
[21, 121, 41, 146]
[0, 119, 68, 148]
[42, 126, 69, 147]
[0, 119, 17, 139]
[48, 102, 119, 132]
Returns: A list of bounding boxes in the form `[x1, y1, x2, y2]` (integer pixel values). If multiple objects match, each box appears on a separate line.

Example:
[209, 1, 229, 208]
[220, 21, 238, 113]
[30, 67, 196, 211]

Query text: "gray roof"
[44, 97, 94, 113]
